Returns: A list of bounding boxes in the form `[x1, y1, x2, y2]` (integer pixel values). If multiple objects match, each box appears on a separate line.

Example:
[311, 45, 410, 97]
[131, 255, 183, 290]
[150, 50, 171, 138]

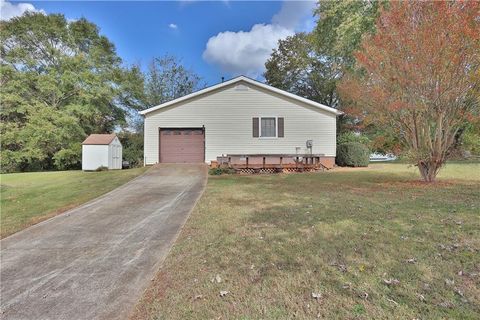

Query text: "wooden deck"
[213, 154, 333, 173]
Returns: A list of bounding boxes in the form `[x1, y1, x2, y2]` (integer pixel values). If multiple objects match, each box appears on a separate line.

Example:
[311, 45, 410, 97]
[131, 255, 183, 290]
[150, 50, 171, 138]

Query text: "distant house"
[82, 134, 122, 171]
[140, 76, 342, 169]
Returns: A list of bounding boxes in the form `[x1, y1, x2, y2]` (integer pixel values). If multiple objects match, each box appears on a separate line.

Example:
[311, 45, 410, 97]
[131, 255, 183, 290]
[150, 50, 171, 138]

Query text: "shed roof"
[139, 75, 343, 116]
[82, 134, 117, 145]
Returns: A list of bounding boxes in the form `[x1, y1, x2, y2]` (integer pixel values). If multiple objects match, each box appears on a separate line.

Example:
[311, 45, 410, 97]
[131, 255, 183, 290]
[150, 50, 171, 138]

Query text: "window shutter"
[278, 117, 284, 137]
[253, 117, 259, 137]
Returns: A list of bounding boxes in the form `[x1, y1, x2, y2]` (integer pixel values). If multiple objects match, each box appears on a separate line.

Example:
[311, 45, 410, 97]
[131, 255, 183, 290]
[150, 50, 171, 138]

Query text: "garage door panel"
[160, 129, 204, 163]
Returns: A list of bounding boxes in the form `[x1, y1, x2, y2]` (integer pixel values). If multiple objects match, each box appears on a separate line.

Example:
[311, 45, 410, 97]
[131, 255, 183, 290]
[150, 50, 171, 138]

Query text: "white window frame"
[258, 116, 278, 139]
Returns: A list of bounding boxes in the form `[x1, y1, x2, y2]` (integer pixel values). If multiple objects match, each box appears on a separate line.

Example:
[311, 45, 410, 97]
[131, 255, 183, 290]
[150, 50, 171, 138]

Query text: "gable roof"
[82, 134, 117, 145]
[139, 75, 343, 116]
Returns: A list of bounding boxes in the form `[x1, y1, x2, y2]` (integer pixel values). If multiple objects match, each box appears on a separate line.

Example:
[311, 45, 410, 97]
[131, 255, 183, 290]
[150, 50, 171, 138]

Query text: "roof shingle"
[82, 134, 117, 145]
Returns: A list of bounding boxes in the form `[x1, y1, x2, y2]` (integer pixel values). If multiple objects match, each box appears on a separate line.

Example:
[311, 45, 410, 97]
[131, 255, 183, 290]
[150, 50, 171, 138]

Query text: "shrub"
[337, 132, 370, 146]
[118, 131, 144, 167]
[461, 127, 480, 156]
[53, 144, 81, 170]
[209, 167, 236, 175]
[336, 142, 370, 167]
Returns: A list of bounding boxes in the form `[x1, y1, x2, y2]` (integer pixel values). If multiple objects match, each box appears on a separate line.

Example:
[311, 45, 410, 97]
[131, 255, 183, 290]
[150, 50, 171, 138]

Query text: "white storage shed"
[82, 134, 122, 171]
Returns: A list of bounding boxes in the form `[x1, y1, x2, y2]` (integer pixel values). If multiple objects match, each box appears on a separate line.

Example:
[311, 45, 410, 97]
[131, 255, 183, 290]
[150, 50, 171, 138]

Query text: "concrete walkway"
[0, 164, 207, 320]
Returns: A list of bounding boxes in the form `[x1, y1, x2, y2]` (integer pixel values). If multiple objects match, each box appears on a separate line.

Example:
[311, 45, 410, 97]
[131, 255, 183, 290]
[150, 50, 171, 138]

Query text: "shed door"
[159, 128, 205, 163]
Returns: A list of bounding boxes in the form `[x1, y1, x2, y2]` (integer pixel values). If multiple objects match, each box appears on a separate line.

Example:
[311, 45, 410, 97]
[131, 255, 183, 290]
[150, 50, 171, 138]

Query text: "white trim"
[258, 116, 278, 139]
[139, 76, 343, 116]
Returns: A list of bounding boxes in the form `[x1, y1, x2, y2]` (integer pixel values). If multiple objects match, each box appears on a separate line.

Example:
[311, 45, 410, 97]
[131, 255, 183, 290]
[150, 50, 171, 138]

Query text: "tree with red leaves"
[339, 1, 480, 182]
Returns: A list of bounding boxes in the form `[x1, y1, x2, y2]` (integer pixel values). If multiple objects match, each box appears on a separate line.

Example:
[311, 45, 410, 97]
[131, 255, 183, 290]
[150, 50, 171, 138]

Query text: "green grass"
[0, 167, 148, 238]
[132, 163, 480, 319]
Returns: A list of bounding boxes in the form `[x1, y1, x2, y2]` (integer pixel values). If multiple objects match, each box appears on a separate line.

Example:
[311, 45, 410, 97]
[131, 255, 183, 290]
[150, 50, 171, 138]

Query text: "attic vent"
[235, 84, 249, 91]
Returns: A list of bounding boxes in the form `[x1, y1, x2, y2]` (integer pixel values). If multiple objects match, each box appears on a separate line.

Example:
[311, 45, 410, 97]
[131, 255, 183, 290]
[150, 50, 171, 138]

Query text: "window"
[260, 117, 276, 137]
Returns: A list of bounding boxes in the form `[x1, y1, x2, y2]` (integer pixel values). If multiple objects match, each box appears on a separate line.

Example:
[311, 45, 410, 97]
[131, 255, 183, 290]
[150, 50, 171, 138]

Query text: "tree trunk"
[417, 160, 441, 182]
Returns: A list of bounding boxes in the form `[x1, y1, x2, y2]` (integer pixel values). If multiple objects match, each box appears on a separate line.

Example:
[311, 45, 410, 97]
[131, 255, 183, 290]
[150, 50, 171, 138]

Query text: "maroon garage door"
[159, 128, 205, 163]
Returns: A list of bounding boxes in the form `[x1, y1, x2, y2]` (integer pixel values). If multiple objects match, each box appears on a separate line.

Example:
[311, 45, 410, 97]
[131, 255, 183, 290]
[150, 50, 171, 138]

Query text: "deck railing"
[214, 154, 328, 173]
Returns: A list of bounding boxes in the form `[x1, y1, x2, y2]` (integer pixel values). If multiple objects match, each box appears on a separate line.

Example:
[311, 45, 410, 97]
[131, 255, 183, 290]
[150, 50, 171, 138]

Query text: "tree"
[122, 55, 204, 166]
[144, 55, 203, 107]
[313, 0, 384, 134]
[339, 1, 480, 182]
[460, 65, 480, 156]
[118, 131, 144, 168]
[264, 1, 382, 134]
[264, 33, 339, 107]
[312, 0, 383, 69]
[0, 13, 144, 172]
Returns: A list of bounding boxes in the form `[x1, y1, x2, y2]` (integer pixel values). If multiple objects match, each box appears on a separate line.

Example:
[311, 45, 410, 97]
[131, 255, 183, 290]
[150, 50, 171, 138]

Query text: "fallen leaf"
[342, 283, 352, 290]
[383, 278, 400, 286]
[454, 288, 464, 297]
[438, 301, 454, 309]
[311, 292, 322, 299]
[330, 262, 347, 273]
[359, 292, 369, 300]
[219, 290, 229, 297]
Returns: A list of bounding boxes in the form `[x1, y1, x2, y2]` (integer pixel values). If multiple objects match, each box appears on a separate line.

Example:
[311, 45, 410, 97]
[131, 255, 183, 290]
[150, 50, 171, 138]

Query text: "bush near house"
[336, 142, 370, 167]
[208, 167, 236, 175]
[337, 131, 371, 147]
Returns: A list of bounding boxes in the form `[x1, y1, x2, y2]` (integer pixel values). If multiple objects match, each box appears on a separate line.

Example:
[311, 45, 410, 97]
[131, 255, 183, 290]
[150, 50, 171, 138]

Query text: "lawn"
[0, 167, 148, 238]
[131, 162, 480, 319]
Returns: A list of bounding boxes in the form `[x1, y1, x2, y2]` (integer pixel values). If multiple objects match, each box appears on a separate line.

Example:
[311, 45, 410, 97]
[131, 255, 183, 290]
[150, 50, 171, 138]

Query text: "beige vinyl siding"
[144, 81, 337, 164]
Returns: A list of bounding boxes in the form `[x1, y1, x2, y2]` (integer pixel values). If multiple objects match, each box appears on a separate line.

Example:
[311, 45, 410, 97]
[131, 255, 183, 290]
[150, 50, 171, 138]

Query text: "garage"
[159, 128, 205, 163]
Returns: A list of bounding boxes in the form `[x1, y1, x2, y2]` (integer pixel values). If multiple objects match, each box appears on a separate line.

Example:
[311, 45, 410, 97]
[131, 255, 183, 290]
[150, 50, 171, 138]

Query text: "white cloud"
[202, 0, 315, 78]
[0, 0, 45, 21]
[203, 24, 293, 77]
[168, 23, 178, 30]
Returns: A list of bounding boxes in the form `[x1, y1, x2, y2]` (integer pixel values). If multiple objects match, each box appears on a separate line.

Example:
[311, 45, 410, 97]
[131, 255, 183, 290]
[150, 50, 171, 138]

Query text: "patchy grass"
[0, 167, 148, 238]
[132, 163, 480, 319]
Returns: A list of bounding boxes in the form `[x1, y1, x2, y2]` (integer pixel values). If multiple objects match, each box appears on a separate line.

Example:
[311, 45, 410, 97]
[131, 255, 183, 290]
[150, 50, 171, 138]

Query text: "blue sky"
[1, 1, 317, 85]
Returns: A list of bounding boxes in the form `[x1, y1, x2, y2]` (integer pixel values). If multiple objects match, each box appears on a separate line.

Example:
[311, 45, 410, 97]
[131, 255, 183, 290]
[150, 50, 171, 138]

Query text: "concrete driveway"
[0, 164, 207, 320]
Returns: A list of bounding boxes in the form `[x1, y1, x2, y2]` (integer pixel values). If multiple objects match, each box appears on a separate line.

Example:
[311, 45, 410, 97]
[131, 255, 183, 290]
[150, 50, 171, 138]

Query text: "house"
[140, 76, 342, 169]
[82, 134, 122, 171]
